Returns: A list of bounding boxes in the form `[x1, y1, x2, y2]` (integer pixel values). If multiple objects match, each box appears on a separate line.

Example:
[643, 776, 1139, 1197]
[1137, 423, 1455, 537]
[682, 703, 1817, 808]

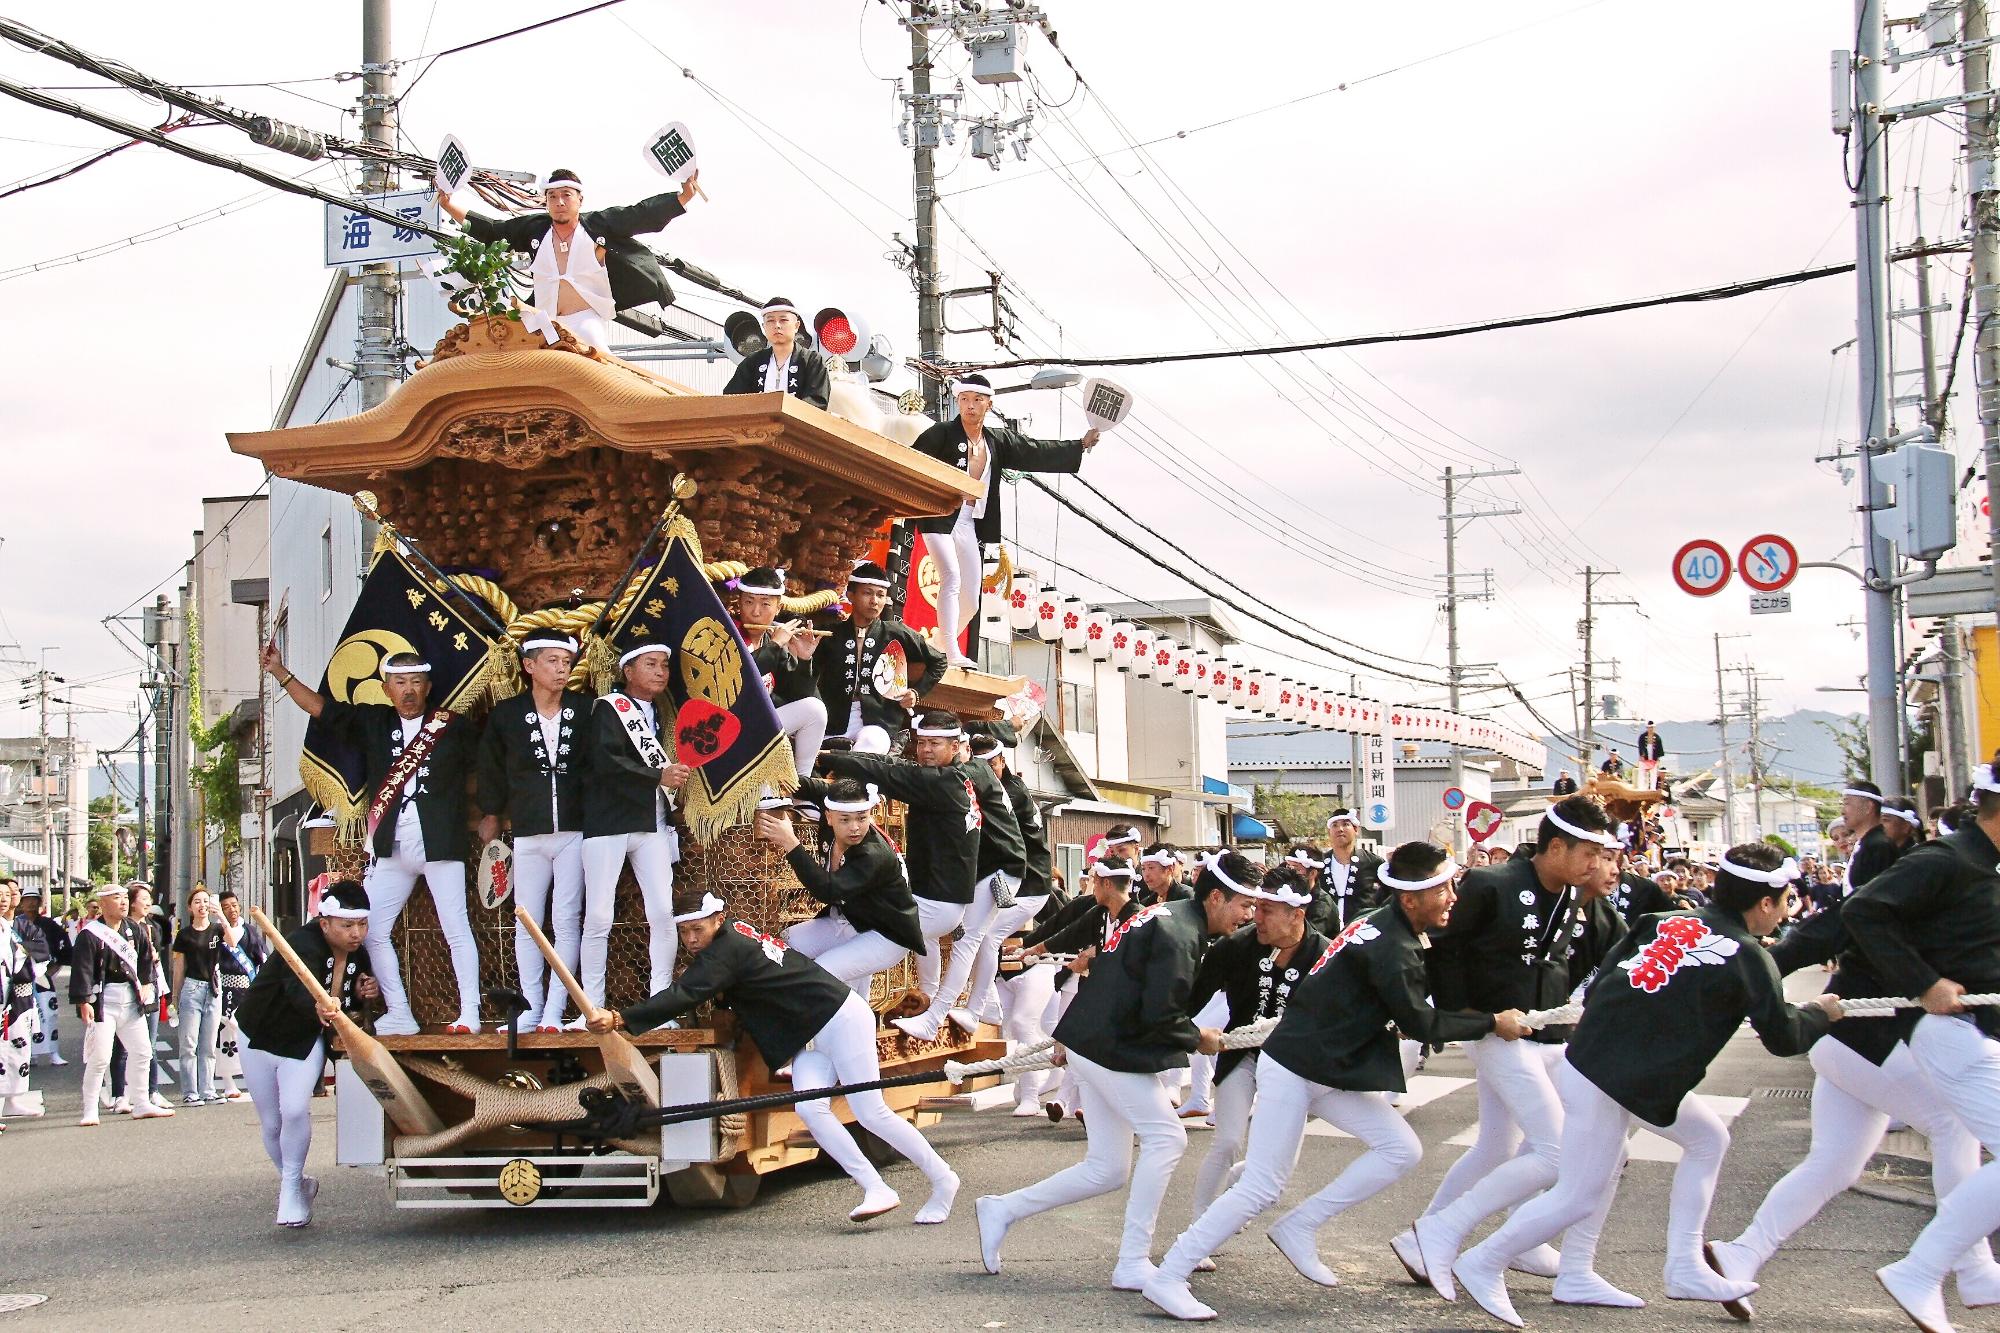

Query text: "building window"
[980, 634, 1013, 676]
[1055, 842, 1085, 895]
[320, 525, 333, 601]
[1060, 680, 1097, 734]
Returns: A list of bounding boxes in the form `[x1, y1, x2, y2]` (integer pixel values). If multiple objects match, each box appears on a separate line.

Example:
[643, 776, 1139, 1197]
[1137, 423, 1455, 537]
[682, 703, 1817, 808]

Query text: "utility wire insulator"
[248, 115, 327, 161]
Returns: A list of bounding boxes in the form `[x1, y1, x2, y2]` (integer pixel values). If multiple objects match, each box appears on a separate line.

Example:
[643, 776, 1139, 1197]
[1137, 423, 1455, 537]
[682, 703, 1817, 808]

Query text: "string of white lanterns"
[985, 576, 1542, 765]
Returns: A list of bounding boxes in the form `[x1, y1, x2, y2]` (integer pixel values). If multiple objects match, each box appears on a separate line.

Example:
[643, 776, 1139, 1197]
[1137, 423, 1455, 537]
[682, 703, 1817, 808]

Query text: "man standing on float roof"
[438, 165, 702, 354]
[723, 298, 832, 410]
[262, 641, 483, 1035]
[911, 373, 1100, 668]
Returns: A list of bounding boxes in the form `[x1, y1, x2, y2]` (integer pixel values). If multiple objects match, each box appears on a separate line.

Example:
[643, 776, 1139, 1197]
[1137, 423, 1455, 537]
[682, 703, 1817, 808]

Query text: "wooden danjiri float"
[227, 314, 1020, 1210]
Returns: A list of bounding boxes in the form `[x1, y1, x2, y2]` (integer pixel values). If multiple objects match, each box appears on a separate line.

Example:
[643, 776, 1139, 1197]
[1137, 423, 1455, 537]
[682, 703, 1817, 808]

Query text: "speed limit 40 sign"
[1672, 539, 1732, 597]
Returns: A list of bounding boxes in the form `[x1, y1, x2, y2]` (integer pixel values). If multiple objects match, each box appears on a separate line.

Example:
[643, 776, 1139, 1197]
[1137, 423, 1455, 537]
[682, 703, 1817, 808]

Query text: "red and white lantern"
[1034, 585, 1062, 643]
[1060, 596, 1088, 653]
[1130, 627, 1157, 678]
[1008, 580, 1041, 634]
[1085, 609, 1114, 662]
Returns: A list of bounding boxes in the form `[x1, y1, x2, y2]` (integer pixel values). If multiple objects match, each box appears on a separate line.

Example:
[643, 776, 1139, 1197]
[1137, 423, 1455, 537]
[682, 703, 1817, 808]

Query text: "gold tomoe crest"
[497, 1157, 543, 1206]
[680, 617, 743, 708]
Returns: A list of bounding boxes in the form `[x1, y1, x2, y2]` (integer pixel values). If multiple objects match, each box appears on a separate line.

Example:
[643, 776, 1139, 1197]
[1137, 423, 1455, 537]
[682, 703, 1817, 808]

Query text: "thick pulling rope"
[1520, 993, 2000, 1033]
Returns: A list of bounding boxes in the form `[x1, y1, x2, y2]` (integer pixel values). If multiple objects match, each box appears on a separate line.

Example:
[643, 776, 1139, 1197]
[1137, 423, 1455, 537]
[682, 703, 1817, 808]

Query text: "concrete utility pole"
[1851, 0, 1905, 791]
[1967, 0, 2000, 616]
[1713, 632, 1746, 844]
[356, 0, 401, 411]
[1440, 465, 1518, 852]
[1579, 567, 1637, 777]
[908, 18, 944, 424]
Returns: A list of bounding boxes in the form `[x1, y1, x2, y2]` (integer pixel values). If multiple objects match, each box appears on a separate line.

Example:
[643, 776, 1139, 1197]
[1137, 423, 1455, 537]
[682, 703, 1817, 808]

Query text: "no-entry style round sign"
[1672, 539, 1732, 597]
[1737, 534, 1799, 593]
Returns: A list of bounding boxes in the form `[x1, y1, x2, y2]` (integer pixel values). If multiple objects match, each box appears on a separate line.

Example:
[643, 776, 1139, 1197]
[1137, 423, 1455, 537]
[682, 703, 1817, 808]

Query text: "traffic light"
[721, 311, 766, 365]
[813, 307, 872, 367]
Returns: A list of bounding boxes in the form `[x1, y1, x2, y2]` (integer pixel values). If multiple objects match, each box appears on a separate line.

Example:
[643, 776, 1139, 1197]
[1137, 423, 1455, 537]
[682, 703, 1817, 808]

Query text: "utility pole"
[908, 17, 944, 423]
[1440, 465, 1518, 852]
[1736, 667, 1769, 838]
[1850, 0, 1905, 790]
[1713, 633, 1744, 844]
[1967, 0, 2000, 614]
[1579, 568, 1637, 777]
[356, 0, 400, 411]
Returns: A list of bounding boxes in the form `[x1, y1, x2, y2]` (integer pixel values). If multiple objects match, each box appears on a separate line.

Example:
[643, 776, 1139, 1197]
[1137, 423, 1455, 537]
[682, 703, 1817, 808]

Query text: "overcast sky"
[0, 0, 1966, 767]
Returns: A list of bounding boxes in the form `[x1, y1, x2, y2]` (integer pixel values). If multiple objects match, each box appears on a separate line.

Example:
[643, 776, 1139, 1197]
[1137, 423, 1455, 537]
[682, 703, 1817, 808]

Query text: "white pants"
[836, 702, 892, 755]
[1181, 992, 1229, 1109]
[1163, 1054, 1420, 1281]
[552, 306, 612, 354]
[32, 987, 58, 1060]
[1731, 1036, 1994, 1275]
[928, 509, 982, 661]
[993, 1051, 1188, 1268]
[1421, 1036, 1566, 1236]
[923, 871, 1018, 1020]
[776, 697, 829, 779]
[964, 895, 1048, 1022]
[787, 912, 908, 995]
[791, 992, 953, 1194]
[999, 961, 1057, 1105]
[1468, 1058, 1731, 1276]
[81, 987, 151, 1112]
[581, 829, 678, 1002]
[1639, 759, 1661, 789]
[1, 1005, 31, 1103]
[912, 897, 968, 1004]
[365, 835, 482, 1026]
[241, 1043, 326, 1188]
[512, 830, 585, 1027]
[1193, 1060, 1260, 1216]
[1899, 1016, 2000, 1282]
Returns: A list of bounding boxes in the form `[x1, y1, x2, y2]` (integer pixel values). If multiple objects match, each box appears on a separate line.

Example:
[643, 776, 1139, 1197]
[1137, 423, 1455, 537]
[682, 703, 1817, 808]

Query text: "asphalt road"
[0, 970, 1984, 1331]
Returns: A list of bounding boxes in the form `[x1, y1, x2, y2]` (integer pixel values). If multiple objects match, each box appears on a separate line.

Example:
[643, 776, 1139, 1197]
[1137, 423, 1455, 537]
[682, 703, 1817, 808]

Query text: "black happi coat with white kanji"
[461, 192, 688, 312]
[1612, 871, 1676, 928]
[1053, 898, 1203, 1074]
[1190, 922, 1331, 1082]
[1428, 854, 1581, 1043]
[582, 694, 677, 839]
[1001, 768, 1052, 900]
[2, 922, 34, 1051]
[68, 917, 159, 1009]
[1847, 823, 2000, 1043]
[1568, 906, 1830, 1127]
[819, 751, 979, 905]
[722, 345, 832, 411]
[476, 689, 592, 837]
[784, 787, 926, 955]
[1262, 903, 1496, 1094]
[813, 615, 946, 741]
[963, 759, 1026, 883]
[1567, 894, 1628, 996]
[237, 922, 374, 1063]
[909, 418, 1089, 544]
[622, 920, 852, 1070]
[1312, 847, 1384, 935]
[316, 700, 477, 860]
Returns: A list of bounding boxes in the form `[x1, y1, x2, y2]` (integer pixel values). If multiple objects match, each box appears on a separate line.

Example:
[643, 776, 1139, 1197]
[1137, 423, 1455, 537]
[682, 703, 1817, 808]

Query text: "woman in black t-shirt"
[172, 888, 225, 1105]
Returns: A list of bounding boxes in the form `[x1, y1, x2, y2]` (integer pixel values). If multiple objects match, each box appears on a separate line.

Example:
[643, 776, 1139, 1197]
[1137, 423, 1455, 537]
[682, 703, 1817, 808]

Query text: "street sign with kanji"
[1671, 538, 1731, 597]
[324, 190, 439, 268]
[1738, 533, 1799, 593]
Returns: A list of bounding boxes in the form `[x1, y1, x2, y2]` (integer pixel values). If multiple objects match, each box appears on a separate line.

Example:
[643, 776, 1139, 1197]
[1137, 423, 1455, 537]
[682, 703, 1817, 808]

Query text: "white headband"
[1939, 815, 1959, 835]
[619, 644, 669, 668]
[1283, 852, 1316, 870]
[1104, 831, 1142, 848]
[1544, 807, 1620, 848]
[1326, 812, 1358, 828]
[913, 719, 964, 738]
[951, 380, 994, 399]
[969, 736, 1004, 758]
[520, 634, 578, 656]
[319, 891, 368, 919]
[735, 569, 787, 596]
[1885, 806, 1923, 826]
[760, 304, 802, 321]
[823, 784, 881, 813]
[672, 892, 727, 924]
[1718, 855, 1801, 887]
[1841, 787, 1885, 804]
[1200, 852, 1254, 897]
[1247, 881, 1313, 907]
[847, 570, 893, 589]
[1378, 859, 1460, 893]
[1140, 849, 1177, 867]
[1975, 765, 2000, 795]
[380, 661, 431, 676]
[1093, 864, 1136, 881]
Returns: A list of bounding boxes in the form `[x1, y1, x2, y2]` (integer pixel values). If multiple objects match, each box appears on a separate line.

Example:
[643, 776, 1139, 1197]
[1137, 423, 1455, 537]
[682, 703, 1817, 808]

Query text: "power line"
[399, 0, 639, 103]
[951, 248, 1970, 373]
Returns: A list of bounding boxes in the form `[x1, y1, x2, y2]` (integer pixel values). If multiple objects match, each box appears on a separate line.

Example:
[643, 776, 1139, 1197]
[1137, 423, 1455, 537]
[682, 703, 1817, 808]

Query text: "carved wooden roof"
[224, 317, 980, 520]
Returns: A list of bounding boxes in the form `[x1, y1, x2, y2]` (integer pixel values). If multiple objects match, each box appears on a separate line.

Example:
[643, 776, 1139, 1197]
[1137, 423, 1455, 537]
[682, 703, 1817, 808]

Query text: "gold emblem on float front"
[680, 617, 742, 708]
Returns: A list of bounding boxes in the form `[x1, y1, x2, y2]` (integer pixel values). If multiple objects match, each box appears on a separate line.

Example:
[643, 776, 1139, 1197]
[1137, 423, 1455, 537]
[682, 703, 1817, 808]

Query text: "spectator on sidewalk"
[172, 887, 225, 1105]
[213, 889, 265, 1102]
[110, 883, 172, 1112]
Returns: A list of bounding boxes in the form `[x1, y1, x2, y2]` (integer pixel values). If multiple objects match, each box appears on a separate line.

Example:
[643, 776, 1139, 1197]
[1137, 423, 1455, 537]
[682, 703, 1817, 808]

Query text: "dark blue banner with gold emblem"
[301, 545, 497, 832]
[598, 515, 795, 843]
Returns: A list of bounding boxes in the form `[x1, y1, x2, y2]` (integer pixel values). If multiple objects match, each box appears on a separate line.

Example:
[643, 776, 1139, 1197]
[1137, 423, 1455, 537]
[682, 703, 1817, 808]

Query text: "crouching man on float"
[593, 887, 959, 1225]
